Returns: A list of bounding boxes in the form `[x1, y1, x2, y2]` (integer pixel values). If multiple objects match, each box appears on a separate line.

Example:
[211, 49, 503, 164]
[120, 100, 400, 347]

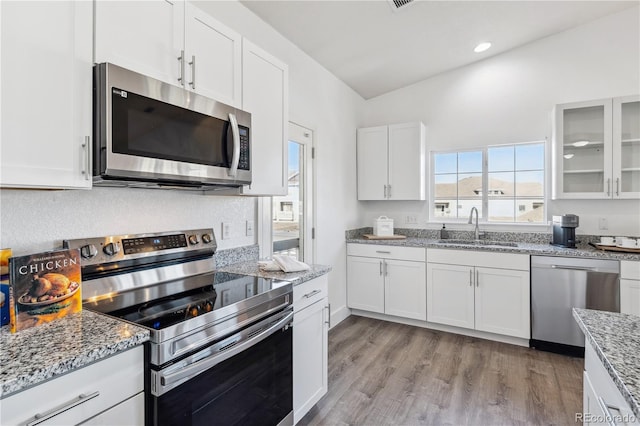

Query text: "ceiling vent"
[387, 0, 415, 12]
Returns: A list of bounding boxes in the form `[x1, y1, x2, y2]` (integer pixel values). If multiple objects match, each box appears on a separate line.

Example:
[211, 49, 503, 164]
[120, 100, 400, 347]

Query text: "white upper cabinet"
[612, 95, 640, 198]
[94, 0, 184, 87]
[0, 1, 93, 189]
[184, 3, 242, 107]
[357, 122, 426, 200]
[238, 39, 289, 196]
[94, 0, 243, 108]
[552, 95, 640, 199]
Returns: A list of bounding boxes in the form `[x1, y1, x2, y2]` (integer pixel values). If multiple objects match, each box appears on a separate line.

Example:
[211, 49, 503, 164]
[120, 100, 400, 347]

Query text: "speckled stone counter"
[0, 310, 149, 398]
[573, 308, 640, 417]
[216, 260, 331, 285]
[345, 229, 640, 261]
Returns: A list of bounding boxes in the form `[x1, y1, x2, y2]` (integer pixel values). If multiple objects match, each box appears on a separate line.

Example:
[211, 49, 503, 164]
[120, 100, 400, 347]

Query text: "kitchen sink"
[436, 239, 519, 248]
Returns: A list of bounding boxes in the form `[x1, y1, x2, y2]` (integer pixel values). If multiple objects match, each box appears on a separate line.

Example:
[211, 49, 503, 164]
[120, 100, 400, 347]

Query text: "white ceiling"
[240, 0, 638, 99]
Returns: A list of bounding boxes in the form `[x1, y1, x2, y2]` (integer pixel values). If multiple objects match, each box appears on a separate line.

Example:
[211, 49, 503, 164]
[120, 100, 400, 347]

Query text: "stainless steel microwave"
[93, 63, 251, 189]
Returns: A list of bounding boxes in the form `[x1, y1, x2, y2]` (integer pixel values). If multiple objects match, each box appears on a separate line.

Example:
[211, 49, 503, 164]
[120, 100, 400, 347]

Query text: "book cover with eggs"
[9, 248, 82, 333]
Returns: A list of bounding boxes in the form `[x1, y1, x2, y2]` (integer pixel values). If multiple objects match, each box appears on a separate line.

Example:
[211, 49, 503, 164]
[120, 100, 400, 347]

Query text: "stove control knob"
[188, 235, 199, 245]
[103, 242, 121, 256]
[201, 233, 212, 244]
[80, 244, 98, 259]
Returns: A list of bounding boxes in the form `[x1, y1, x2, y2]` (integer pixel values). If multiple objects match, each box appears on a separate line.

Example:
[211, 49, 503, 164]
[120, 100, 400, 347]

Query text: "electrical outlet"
[222, 222, 232, 239]
[598, 217, 608, 230]
[246, 220, 254, 237]
[405, 215, 418, 225]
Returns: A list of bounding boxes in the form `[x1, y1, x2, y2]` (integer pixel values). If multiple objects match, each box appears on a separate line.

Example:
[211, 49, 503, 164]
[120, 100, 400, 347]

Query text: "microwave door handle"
[228, 113, 240, 177]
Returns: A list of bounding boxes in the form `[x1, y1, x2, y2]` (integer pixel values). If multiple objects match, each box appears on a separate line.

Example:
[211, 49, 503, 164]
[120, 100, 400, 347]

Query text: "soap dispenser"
[439, 224, 448, 240]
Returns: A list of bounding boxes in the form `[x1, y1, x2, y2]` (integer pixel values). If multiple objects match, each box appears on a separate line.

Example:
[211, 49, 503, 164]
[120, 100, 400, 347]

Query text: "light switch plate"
[246, 220, 254, 237]
[222, 222, 232, 239]
[598, 217, 608, 230]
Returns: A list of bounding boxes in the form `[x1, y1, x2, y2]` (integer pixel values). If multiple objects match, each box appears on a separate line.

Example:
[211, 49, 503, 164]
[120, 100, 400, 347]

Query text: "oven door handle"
[160, 310, 293, 388]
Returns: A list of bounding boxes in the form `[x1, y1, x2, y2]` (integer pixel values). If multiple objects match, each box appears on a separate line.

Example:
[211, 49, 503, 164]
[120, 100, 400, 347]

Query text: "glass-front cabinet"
[553, 95, 640, 199]
[613, 95, 640, 198]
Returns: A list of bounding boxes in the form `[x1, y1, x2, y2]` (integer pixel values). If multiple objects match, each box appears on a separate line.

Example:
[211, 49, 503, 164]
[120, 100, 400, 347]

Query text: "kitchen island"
[573, 308, 640, 420]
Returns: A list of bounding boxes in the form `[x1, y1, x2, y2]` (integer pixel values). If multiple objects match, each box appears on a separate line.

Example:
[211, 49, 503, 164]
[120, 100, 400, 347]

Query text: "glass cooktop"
[85, 272, 289, 330]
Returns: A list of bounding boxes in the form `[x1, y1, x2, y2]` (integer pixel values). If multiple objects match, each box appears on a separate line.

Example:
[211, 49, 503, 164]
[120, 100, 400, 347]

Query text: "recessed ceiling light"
[572, 140, 590, 147]
[474, 42, 492, 53]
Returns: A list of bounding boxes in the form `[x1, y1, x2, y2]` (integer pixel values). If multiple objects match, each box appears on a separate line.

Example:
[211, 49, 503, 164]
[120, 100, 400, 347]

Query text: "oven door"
[149, 308, 293, 426]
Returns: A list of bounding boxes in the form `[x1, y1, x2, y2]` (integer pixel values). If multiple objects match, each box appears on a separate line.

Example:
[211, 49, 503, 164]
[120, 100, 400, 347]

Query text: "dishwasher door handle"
[550, 265, 596, 272]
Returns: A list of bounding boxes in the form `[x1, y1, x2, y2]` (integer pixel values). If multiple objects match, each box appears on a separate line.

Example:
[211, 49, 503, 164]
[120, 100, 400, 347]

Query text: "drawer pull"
[27, 391, 100, 426]
[375, 250, 391, 254]
[304, 289, 322, 298]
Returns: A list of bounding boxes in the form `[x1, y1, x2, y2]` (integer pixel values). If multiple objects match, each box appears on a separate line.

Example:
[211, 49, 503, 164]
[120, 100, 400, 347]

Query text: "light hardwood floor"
[300, 315, 583, 426]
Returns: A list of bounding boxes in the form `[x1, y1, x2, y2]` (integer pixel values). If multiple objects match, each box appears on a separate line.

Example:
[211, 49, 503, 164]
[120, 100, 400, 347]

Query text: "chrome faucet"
[468, 207, 482, 240]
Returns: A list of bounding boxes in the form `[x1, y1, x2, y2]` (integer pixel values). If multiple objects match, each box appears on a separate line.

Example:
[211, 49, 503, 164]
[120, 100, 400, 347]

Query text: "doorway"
[272, 123, 314, 262]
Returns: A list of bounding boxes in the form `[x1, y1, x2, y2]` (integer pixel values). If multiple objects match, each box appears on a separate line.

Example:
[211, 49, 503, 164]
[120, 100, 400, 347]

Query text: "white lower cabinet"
[293, 276, 329, 424]
[621, 261, 640, 316]
[347, 244, 427, 321]
[583, 340, 639, 425]
[427, 249, 530, 339]
[0, 346, 144, 426]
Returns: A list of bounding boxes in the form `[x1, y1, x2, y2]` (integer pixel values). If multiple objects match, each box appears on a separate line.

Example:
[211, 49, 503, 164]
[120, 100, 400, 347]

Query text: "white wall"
[361, 6, 640, 237]
[193, 0, 364, 325]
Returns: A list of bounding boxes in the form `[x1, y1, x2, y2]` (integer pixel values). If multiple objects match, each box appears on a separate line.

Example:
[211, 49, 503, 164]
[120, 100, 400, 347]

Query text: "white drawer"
[427, 248, 529, 271]
[294, 275, 328, 312]
[347, 243, 425, 262]
[621, 260, 640, 280]
[1, 346, 144, 426]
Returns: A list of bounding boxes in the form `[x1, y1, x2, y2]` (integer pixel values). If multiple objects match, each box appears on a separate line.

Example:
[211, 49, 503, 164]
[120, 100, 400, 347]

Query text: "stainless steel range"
[64, 229, 294, 426]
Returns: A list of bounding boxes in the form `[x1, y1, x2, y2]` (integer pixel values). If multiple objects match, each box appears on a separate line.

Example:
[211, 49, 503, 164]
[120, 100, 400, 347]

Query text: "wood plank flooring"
[300, 316, 583, 426]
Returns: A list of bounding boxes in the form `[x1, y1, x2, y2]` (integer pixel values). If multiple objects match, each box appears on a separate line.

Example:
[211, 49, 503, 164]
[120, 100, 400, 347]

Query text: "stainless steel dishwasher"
[530, 256, 619, 356]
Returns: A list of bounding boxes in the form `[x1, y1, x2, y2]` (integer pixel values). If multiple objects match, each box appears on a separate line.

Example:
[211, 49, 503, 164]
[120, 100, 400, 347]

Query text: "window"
[432, 141, 545, 223]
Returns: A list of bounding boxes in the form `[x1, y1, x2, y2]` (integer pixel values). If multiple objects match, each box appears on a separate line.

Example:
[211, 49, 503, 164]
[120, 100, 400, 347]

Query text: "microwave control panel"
[239, 126, 250, 170]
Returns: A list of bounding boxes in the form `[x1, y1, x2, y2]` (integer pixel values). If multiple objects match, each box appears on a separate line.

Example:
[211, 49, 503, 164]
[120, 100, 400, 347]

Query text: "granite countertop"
[345, 237, 640, 261]
[216, 260, 332, 285]
[0, 310, 149, 398]
[573, 308, 640, 417]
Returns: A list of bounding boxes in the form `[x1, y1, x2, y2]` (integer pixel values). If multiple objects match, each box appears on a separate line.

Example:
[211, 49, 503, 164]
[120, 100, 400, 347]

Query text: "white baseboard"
[329, 304, 351, 329]
[350, 309, 530, 347]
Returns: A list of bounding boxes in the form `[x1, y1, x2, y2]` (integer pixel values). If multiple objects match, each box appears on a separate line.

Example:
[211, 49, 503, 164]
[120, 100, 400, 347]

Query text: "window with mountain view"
[432, 142, 545, 223]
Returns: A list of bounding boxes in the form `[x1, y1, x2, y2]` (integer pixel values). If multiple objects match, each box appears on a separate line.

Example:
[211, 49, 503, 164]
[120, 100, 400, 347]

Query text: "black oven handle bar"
[156, 309, 293, 394]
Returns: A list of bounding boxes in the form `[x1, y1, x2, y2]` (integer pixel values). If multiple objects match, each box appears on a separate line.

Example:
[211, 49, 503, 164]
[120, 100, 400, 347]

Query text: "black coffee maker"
[551, 214, 579, 248]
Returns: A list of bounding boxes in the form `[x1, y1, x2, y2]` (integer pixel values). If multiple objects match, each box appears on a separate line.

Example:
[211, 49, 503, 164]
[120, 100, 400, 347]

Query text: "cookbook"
[0, 248, 10, 326]
[9, 248, 82, 332]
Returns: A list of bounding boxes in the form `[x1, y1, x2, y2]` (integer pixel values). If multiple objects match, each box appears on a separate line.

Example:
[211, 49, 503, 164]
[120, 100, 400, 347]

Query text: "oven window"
[151, 326, 292, 426]
[111, 88, 231, 168]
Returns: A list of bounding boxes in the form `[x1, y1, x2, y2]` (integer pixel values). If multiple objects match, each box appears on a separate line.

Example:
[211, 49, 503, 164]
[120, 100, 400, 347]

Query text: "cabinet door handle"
[384, 184, 387, 198]
[607, 178, 611, 196]
[469, 269, 473, 287]
[188, 55, 196, 89]
[379, 260, 383, 276]
[384, 260, 388, 277]
[616, 178, 620, 196]
[81, 136, 90, 180]
[304, 289, 321, 298]
[325, 304, 331, 328]
[388, 184, 392, 198]
[476, 269, 479, 287]
[177, 50, 185, 86]
[26, 391, 100, 426]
